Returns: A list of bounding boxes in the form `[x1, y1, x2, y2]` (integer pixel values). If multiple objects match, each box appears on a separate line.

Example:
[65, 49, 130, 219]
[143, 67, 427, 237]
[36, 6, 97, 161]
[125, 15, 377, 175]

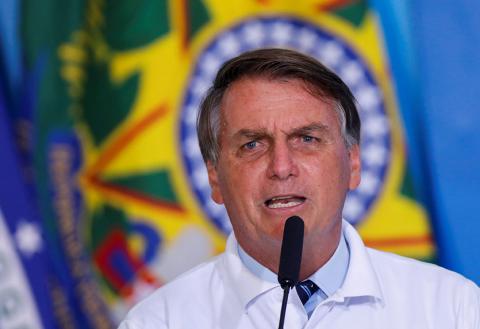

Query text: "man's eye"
[301, 135, 317, 143]
[244, 140, 258, 150]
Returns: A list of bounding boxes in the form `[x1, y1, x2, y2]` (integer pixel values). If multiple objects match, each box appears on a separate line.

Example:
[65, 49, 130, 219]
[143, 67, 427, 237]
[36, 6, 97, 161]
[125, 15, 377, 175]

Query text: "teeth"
[265, 195, 305, 209]
[271, 196, 292, 201]
[268, 200, 303, 209]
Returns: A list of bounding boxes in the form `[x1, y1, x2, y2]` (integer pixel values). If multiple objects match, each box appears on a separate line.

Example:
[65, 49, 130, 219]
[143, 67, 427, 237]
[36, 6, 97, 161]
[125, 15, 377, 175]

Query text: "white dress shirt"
[237, 232, 349, 317]
[118, 220, 480, 329]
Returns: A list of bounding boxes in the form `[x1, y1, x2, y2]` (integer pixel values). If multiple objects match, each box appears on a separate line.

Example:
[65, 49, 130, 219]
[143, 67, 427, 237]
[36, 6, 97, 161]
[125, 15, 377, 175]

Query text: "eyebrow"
[232, 128, 270, 140]
[231, 122, 330, 140]
[289, 123, 330, 136]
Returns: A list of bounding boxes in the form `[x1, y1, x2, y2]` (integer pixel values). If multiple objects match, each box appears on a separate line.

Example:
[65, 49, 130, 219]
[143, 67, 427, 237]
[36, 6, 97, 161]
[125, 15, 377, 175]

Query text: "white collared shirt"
[237, 231, 349, 317]
[119, 221, 480, 329]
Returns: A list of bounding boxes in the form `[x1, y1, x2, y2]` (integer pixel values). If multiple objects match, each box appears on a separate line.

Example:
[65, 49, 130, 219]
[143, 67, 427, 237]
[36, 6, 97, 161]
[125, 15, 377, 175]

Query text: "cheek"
[229, 158, 265, 183]
[218, 163, 260, 205]
[306, 154, 351, 190]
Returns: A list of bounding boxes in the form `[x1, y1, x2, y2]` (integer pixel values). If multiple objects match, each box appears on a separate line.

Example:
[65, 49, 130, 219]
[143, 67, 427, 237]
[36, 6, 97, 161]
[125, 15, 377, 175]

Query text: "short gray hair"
[197, 48, 360, 165]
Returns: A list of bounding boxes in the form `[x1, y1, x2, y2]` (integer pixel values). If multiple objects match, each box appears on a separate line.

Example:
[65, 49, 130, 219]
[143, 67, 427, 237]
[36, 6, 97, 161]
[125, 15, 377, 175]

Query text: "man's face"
[207, 77, 360, 255]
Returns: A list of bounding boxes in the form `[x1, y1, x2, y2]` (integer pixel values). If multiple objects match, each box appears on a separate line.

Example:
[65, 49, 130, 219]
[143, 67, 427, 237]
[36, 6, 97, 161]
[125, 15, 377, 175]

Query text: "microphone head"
[277, 216, 304, 289]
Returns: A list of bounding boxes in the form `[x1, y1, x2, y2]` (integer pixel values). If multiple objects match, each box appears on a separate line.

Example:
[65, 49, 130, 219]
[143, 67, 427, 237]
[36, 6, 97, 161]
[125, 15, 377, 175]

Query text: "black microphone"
[277, 216, 304, 329]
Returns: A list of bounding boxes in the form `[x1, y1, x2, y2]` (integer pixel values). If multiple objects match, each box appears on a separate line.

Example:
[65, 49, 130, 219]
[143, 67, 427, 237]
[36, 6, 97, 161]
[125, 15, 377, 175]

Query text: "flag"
[17, 0, 437, 327]
[374, 0, 480, 284]
[0, 82, 54, 329]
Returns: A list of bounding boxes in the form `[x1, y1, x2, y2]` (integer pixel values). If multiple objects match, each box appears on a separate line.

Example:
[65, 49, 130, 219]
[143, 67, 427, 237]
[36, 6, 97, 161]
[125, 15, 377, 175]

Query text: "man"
[119, 48, 479, 328]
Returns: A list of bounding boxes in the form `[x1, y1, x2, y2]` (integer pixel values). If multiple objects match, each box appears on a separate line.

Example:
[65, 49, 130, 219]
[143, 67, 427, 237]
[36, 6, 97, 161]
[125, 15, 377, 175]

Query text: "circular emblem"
[180, 17, 391, 234]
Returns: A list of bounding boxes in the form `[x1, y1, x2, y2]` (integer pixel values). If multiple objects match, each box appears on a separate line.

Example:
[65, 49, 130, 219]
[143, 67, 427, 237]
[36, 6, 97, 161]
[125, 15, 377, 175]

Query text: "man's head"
[197, 48, 361, 277]
[198, 48, 360, 166]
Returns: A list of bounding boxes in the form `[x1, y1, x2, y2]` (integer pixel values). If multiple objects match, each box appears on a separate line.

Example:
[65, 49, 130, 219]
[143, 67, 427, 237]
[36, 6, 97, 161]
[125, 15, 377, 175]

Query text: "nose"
[267, 141, 299, 180]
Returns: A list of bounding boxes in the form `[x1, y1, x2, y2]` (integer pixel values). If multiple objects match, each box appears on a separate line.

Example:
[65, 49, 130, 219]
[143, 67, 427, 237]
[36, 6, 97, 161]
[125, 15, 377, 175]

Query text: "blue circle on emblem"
[180, 17, 391, 235]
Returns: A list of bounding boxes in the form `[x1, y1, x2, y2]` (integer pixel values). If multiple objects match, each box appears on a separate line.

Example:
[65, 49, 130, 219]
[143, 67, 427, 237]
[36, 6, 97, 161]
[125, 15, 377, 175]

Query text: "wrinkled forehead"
[222, 75, 335, 103]
[217, 77, 340, 137]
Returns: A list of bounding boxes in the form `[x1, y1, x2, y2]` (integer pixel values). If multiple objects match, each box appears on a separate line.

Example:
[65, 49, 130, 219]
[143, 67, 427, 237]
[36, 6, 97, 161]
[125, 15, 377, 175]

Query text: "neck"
[238, 220, 343, 280]
[299, 225, 341, 280]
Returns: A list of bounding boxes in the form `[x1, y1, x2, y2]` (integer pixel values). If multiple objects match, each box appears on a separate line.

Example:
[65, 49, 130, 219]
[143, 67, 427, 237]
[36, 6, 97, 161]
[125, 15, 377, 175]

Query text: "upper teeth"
[271, 196, 292, 201]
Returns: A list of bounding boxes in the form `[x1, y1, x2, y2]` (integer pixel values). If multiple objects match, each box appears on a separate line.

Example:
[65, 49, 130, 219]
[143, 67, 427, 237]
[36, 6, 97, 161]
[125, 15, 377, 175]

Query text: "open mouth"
[264, 195, 306, 209]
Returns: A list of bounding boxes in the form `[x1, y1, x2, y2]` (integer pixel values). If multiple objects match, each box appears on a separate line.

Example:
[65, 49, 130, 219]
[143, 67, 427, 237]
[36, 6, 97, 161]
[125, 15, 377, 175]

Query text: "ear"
[207, 162, 224, 204]
[348, 144, 361, 190]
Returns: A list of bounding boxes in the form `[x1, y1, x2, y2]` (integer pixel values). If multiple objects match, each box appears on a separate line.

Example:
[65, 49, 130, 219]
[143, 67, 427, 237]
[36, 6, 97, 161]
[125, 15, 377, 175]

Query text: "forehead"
[219, 77, 339, 133]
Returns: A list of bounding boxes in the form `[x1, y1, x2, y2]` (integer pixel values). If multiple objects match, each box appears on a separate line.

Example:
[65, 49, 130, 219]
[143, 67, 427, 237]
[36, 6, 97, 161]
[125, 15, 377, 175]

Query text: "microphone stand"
[278, 285, 291, 329]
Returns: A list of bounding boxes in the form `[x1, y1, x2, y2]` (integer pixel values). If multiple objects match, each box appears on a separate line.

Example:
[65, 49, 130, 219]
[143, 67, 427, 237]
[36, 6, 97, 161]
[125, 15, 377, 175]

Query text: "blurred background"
[0, 0, 479, 328]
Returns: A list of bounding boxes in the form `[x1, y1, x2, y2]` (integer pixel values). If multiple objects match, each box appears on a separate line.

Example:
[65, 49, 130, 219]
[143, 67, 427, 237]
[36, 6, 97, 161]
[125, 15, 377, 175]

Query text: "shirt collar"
[222, 234, 278, 308]
[237, 243, 278, 283]
[334, 220, 384, 303]
[220, 219, 384, 309]
[310, 231, 349, 296]
[237, 229, 349, 298]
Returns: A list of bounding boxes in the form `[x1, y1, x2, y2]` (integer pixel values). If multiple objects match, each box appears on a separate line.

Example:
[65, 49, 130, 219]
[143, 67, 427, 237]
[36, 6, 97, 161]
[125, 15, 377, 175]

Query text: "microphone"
[278, 216, 304, 288]
[277, 216, 304, 329]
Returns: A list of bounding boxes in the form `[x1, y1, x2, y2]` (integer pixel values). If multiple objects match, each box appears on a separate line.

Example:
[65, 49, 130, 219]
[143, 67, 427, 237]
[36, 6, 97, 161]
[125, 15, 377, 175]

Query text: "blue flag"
[0, 83, 54, 328]
[373, 0, 480, 284]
